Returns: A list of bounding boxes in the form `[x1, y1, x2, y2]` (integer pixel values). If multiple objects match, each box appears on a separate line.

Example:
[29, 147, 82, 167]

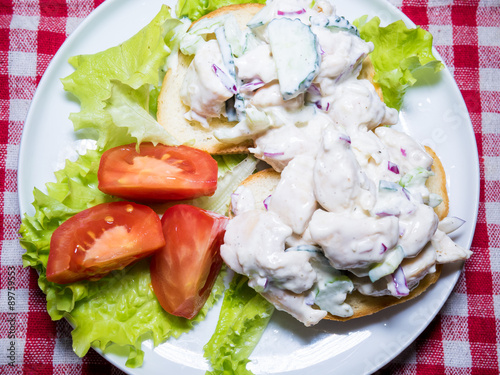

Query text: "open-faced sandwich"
[157, 0, 472, 326]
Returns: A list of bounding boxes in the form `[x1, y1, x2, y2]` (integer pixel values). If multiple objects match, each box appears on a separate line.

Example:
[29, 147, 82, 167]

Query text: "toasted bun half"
[157, 4, 263, 155]
[232, 147, 448, 320]
[157, 4, 382, 154]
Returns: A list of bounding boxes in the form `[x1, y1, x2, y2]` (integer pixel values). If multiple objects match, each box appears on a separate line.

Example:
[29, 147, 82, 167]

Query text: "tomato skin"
[47, 201, 165, 284]
[150, 205, 228, 319]
[98, 143, 218, 202]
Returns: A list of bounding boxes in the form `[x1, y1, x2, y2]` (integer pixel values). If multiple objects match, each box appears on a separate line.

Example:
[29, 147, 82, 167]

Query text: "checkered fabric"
[0, 0, 498, 374]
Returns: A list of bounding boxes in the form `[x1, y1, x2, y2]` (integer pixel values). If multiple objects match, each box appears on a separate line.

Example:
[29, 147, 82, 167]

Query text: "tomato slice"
[98, 143, 218, 202]
[150, 204, 228, 319]
[47, 202, 165, 284]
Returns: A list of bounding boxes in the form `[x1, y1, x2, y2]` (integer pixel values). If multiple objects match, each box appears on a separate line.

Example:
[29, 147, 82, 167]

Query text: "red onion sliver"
[307, 83, 321, 96]
[380, 243, 388, 254]
[263, 195, 271, 210]
[212, 64, 237, 94]
[402, 187, 411, 201]
[277, 8, 306, 16]
[339, 134, 351, 144]
[401, 148, 407, 157]
[392, 266, 409, 296]
[240, 79, 265, 93]
[263, 151, 285, 157]
[438, 216, 466, 234]
[314, 100, 331, 112]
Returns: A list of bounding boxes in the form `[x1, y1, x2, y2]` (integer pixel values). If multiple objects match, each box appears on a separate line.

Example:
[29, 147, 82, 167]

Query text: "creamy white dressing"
[375, 126, 433, 174]
[180, 39, 234, 124]
[230, 185, 255, 216]
[313, 124, 376, 213]
[180, 0, 471, 325]
[309, 209, 400, 269]
[234, 44, 277, 83]
[249, 112, 329, 171]
[268, 154, 317, 234]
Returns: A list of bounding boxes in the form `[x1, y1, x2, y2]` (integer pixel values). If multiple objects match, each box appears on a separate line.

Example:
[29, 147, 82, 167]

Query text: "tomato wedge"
[98, 143, 218, 202]
[150, 205, 228, 319]
[47, 201, 165, 284]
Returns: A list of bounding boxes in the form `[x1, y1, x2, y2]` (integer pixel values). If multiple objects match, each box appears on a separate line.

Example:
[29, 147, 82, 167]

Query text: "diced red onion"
[392, 266, 409, 296]
[263, 195, 271, 211]
[277, 8, 306, 16]
[314, 100, 331, 112]
[212, 64, 237, 94]
[401, 148, 407, 157]
[388, 161, 400, 174]
[339, 134, 351, 144]
[380, 243, 388, 254]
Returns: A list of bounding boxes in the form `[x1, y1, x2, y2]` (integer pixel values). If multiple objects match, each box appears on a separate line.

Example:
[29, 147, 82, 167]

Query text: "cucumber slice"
[326, 15, 359, 36]
[368, 245, 405, 282]
[267, 18, 320, 100]
[315, 275, 354, 318]
[310, 14, 360, 36]
[215, 26, 236, 78]
[247, 4, 275, 29]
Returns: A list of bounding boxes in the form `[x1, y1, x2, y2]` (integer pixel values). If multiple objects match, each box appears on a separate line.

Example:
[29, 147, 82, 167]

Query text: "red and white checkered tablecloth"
[1, 0, 498, 374]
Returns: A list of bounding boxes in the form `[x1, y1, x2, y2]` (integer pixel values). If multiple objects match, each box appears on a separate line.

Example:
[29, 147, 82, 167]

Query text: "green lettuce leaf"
[61, 5, 182, 150]
[204, 274, 274, 375]
[105, 81, 179, 147]
[354, 16, 444, 110]
[176, 0, 265, 21]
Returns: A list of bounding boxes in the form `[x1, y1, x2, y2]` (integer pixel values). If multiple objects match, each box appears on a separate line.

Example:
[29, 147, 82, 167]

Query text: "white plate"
[18, 0, 480, 374]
